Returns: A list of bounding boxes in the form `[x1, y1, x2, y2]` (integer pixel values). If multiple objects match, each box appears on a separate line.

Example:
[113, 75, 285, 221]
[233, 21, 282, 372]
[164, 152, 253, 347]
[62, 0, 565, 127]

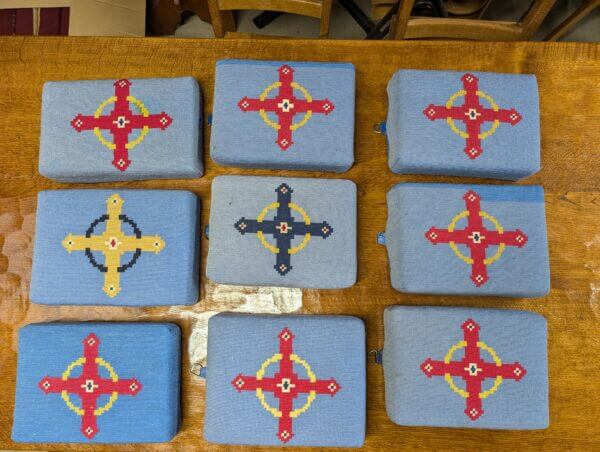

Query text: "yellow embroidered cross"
[62, 193, 165, 298]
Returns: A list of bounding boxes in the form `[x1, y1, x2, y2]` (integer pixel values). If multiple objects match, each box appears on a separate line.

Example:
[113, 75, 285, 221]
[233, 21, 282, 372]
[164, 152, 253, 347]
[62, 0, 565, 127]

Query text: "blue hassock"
[206, 175, 357, 288]
[30, 189, 200, 306]
[383, 306, 549, 429]
[385, 183, 550, 297]
[12, 322, 181, 443]
[210, 60, 355, 172]
[204, 313, 366, 447]
[386, 69, 540, 180]
[39, 77, 203, 182]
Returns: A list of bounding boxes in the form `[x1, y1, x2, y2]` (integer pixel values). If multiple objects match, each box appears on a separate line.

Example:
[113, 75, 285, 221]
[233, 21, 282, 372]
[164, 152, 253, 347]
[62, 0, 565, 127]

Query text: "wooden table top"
[0, 37, 599, 451]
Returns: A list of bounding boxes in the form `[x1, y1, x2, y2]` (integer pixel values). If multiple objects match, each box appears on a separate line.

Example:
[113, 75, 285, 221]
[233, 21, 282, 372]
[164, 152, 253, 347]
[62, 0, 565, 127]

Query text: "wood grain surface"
[0, 37, 599, 451]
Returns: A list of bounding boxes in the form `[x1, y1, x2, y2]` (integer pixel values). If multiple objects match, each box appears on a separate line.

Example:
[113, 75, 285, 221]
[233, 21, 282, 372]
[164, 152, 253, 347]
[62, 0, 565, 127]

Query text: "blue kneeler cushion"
[206, 175, 357, 288]
[383, 306, 549, 430]
[386, 69, 540, 180]
[210, 59, 355, 172]
[385, 183, 550, 297]
[30, 189, 200, 306]
[204, 313, 366, 447]
[12, 322, 181, 443]
[39, 77, 203, 182]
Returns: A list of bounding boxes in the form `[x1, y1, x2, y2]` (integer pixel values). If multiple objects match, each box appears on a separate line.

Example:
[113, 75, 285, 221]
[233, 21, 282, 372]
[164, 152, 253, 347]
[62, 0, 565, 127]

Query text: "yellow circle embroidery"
[443, 340, 503, 400]
[445, 89, 501, 140]
[92, 95, 150, 151]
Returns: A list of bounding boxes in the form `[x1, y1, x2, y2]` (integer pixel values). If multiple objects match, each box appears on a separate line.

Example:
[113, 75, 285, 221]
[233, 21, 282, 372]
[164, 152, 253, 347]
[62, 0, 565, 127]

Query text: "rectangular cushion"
[386, 69, 540, 180]
[210, 59, 354, 172]
[204, 313, 366, 447]
[39, 77, 203, 182]
[206, 175, 357, 288]
[385, 183, 550, 297]
[12, 322, 180, 443]
[30, 189, 200, 305]
[383, 306, 549, 429]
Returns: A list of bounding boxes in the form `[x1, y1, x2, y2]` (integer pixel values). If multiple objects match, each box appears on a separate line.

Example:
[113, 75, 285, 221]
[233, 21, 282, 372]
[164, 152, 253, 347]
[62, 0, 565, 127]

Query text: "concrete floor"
[174, 0, 599, 41]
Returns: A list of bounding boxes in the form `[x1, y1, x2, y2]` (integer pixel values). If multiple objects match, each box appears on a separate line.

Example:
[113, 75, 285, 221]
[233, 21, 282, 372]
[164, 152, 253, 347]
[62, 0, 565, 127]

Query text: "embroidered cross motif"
[420, 319, 526, 420]
[231, 328, 340, 443]
[238, 65, 335, 150]
[425, 190, 527, 287]
[71, 79, 173, 171]
[423, 73, 522, 159]
[38, 333, 142, 439]
[234, 183, 333, 276]
[62, 193, 165, 297]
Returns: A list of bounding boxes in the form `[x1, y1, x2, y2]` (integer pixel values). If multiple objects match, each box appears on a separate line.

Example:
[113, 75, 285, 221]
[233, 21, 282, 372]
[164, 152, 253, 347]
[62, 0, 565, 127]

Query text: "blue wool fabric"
[210, 59, 355, 172]
[206, 175, 357, 288]
[204, 313, 366, 447]
[386, 70, 540, 180]
[385, 183, 550, 297]
[30, 189, 200, 306]
[12, 323, 181, 443]
[383, 306, 549, 429]
[39, 77, 203, 182]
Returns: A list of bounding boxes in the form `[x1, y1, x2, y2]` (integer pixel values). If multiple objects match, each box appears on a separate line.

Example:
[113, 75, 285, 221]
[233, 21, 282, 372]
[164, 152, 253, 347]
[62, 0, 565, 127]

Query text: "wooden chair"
[208, 0, 333, 38]
[544, 0, 599, 41]
[391, 0, 558, 40]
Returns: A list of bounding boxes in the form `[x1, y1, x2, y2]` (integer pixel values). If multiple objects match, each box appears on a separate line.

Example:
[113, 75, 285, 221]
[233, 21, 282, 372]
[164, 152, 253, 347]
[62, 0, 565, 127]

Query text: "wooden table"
[0, 37, 599, 451]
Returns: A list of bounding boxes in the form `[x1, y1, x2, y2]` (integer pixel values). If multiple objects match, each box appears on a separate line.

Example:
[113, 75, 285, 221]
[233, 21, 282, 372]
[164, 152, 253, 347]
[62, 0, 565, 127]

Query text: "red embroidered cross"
[71, 79, 173, 171]
[425, 190, 527, 287]
[38, 333, 142, 439]
[423, 73, 522, 159]
[231, 328, 340, 443]
[421, 319, 526, 420]
[238, 65, 335, 150]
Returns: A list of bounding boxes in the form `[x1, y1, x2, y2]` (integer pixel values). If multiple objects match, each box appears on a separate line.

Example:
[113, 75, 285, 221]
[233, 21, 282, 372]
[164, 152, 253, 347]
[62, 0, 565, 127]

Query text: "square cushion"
[386, 70, 540, 180]
[12, 322, 180, 443]
[30, 189, 200, 305]
[39, 77, 203, 182]
[210, 59, 355, 172]
[204, 313, 366, 447]
[206, 175, 357, 288]
[385, 183, 550, 297]
[383, 306, 549, 429]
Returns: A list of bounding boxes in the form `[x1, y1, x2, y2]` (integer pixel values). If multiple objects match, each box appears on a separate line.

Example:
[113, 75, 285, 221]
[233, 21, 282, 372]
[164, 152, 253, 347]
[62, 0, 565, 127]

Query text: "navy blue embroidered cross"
[234, 183, 333, 276]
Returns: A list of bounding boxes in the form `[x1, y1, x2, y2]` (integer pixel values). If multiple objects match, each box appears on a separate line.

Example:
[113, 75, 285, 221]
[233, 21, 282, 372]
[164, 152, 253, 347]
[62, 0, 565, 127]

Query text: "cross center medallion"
[466, 108, 481, 120]
[277, 377, 296, 393]
[278, 99, 294, 113]
[106, 236, 121, 250]
[469, 231, 484, 244]
[465, 363, 482, 376]
[276, 222, 290, 233]
[82, 379, 99, 393]
[113, 115, 130, 128]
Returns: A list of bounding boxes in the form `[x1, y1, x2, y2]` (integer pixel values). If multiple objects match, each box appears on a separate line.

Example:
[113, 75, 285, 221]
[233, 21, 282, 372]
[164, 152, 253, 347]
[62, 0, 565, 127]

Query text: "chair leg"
[207, 1, 235, 38]
[545, 0, 599, 41]
[181, 0, 212, 24]
[149, 0, 182, 36]
[391, 0, 416, 40]
[519, 0, 558, 40]
[319, 0, 333, 38]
